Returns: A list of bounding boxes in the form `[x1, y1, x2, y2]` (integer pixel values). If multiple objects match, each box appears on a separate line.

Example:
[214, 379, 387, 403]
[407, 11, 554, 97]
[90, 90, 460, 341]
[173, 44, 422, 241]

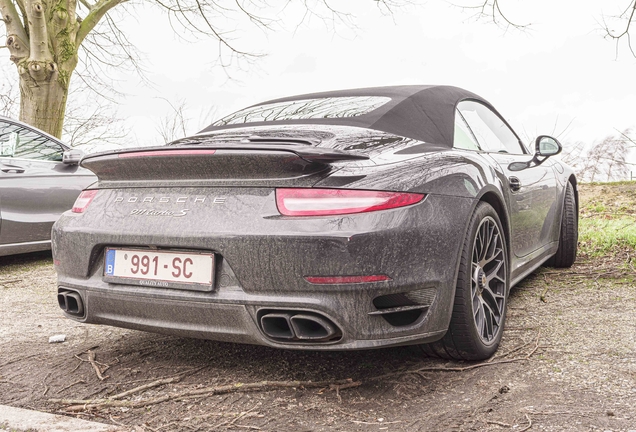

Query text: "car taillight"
[275, 188, 425, 216]
[72, 190, 98, 213]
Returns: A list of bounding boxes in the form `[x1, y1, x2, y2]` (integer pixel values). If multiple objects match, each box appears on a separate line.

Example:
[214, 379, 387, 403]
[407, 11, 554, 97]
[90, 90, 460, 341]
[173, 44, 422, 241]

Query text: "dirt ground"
[1, 184, 635, 431]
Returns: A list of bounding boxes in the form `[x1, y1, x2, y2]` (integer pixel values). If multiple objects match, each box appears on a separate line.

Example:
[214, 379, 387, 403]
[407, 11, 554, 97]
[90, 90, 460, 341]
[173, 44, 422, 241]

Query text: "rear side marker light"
[72, 190, 98, 213]
[276, 189, 425, 216]
[118, 149, 217, 158]
[305, 275, 391, 284]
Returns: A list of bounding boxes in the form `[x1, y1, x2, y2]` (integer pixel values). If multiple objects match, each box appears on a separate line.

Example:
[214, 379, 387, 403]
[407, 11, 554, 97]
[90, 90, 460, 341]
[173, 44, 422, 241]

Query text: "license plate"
[103, 248, 215, 291]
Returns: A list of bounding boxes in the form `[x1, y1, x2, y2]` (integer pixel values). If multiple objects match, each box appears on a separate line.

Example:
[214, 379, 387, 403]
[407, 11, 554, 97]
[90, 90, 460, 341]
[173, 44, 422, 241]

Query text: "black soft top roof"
[200, 85, 492, 146]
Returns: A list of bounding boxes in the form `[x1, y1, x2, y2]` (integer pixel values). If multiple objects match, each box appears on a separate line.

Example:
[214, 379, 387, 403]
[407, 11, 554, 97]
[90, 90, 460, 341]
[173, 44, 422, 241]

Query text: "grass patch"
[579, 217, 636, 256]
[583, 180, 636, 186]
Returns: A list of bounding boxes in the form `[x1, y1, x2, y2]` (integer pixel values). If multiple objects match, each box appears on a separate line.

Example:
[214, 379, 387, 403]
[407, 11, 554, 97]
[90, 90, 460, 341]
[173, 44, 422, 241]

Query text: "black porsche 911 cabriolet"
[52, 85, 577, 360]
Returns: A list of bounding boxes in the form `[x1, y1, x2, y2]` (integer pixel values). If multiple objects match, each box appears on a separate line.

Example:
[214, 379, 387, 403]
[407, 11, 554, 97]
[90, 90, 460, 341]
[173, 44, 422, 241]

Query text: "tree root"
[49, 334, 538, 413]
[411, 333, 540, 373]
[369, 332, 541, 381]
[50, 378, 360, 412]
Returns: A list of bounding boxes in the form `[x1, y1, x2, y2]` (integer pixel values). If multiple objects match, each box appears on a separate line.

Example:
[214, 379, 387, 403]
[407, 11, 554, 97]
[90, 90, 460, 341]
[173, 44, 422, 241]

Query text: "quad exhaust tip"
[259, 310, 341, 343]
[57, 289, 84, 317]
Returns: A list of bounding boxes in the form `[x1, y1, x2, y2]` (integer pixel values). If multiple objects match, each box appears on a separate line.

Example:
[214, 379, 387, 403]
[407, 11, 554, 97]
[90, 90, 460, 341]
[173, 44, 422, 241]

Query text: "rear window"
[213, 96, 391, 126]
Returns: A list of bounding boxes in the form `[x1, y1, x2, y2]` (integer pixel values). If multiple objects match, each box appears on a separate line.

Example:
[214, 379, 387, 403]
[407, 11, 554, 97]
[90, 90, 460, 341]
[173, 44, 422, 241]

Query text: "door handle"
[508, 176, 521, 191]
[1, 167, 25, 173]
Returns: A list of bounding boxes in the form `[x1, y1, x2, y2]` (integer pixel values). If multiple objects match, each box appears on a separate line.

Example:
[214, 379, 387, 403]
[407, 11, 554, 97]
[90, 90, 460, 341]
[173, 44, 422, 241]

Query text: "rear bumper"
[57, 283, 449, 349]
[53, 191, 476, 350]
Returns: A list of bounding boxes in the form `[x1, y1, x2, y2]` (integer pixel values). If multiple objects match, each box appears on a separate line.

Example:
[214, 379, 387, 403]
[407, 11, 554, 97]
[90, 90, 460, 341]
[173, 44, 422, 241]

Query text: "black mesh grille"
[373, 288, 436, 310]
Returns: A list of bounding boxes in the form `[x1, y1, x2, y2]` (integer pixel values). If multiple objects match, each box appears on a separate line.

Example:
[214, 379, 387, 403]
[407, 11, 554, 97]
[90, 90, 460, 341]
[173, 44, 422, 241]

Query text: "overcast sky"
[2, 0, 635, 148]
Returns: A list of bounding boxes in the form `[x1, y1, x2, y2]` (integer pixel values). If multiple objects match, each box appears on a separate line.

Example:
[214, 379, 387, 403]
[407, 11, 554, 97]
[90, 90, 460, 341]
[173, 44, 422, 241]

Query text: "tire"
[424, 202, 508, 361]
[545, 182, 578, 268]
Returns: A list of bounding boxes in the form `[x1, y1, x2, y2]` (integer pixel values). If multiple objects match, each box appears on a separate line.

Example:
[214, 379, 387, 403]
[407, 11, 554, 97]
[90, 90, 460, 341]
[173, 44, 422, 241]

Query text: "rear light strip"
[276, 188, 425, 216]
[304, 275, 391, 285]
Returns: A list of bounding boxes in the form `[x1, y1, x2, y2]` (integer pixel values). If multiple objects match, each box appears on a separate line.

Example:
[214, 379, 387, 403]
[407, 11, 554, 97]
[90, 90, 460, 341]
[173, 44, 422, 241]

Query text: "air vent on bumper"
[370, 288, 437, 327]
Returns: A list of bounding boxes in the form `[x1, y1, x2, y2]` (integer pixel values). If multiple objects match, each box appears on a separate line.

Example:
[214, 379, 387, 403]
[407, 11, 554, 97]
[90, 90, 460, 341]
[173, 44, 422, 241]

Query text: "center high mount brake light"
[276, 188, 425, 216]
[118, 149, 217, 158]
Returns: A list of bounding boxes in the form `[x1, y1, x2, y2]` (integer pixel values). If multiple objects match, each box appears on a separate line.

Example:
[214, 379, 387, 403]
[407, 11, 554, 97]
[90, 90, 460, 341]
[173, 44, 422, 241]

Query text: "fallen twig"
[42, 372, 52, 397]
[518, 414, 532, 432]
[0, 354, 41, 368]
[329, 380, 361, 402]
[414, 335, 539, 372]
[491, 339, 535, 362]
[372, 333, 541, 380]
[51, 378, 359, 412]
[56, 380, 87, 394]
[87, 351, 109, 381]
[0, 279, 22, 285]
[49, 377, 181, 405]
[486, 420, 511, 427]
[73, 350, 109, 381]
[110, 376, 181, 400]
[540, 286, 549, 303]
[351, 420, 401, 425]
[212, 405, 259, 429]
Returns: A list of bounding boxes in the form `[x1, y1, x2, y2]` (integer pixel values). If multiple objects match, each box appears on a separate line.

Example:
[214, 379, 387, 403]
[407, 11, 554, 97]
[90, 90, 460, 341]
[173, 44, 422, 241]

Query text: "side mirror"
[508, 135, 562, 172]
[63, 148, 84, 165]
[535, 135, 562, 157]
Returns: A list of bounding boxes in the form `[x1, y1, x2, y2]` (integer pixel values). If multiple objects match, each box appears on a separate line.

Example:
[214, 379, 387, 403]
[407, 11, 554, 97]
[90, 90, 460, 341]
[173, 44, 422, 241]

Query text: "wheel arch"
[477, 190, 512, 270]
[567, 175, 579, 214]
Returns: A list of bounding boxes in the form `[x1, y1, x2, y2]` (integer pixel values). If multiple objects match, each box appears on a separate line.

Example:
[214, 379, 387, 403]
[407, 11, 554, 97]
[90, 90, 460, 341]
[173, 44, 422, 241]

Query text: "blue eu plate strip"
[104, 249, 116, 275]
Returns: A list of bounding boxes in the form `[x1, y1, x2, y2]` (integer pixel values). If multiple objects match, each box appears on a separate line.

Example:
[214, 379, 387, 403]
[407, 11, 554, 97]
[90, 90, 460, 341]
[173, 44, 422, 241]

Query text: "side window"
[453, 109, 481, 151]
[0, 121, 64, 161]
[457, 101, 525, 155]
[0, 122, 18, 157]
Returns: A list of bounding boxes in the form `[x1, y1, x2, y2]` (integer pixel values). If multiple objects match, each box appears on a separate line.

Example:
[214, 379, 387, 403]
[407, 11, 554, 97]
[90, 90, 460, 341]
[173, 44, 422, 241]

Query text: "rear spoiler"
[82, 143, 368, 164]
[80, 145, 368, 183]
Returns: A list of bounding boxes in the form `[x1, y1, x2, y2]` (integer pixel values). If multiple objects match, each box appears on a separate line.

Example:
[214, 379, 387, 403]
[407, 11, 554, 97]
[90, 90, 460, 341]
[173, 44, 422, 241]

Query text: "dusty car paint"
[52, 86, 577, 355]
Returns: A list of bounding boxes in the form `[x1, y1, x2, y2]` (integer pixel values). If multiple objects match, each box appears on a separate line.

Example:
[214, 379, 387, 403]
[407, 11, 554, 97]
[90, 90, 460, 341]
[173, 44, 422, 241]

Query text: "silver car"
[0, 116, 95, 256]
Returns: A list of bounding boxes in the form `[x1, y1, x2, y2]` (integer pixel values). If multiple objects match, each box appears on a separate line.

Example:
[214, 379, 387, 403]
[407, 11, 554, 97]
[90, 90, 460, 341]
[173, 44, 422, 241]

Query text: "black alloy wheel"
[422, 202, 508, 361]
[471, 216, 507, 343]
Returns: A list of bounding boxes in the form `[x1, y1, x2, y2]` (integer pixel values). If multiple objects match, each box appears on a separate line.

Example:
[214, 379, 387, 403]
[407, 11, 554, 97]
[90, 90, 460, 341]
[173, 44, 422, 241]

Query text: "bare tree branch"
[603, 0, 636, 57]
[452, 0, 529, 30]
[155, 97, 190, 143]
[0, 68, 19, 117]
[76, 0, 127, 46]
[564, 129, 634, 182]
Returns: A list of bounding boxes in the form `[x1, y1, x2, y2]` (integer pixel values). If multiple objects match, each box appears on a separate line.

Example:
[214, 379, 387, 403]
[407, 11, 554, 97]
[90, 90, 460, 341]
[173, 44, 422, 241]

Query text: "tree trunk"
[18, 63, 69, 137]
[2, 0, 80, 138]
